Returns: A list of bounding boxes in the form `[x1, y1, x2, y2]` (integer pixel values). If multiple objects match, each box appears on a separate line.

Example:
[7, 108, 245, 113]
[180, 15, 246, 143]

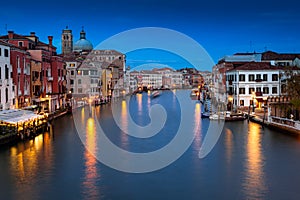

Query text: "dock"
[0, 109, 49, 145]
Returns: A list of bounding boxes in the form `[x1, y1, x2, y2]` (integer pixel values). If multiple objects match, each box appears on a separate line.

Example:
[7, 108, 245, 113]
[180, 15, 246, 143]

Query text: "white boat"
[209, 112, 225, 120]
[201, 111, 210, 118]
[151, 91, 161, 98]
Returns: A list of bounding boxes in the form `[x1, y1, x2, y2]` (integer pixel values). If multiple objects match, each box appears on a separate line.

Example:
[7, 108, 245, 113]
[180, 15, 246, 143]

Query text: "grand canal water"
[1, 90, 300, 200]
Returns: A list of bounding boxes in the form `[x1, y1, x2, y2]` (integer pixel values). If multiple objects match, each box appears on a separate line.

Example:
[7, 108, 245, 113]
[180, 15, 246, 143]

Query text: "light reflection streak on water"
[225, 128, 233, 164]
[137, 93, 142, 114]
[9, 133, 53, 200]
[121, 100, 129, 148]
[193, 103, 202, 149]
[242, 123, 266, 199]
[82, 117, 100, 199]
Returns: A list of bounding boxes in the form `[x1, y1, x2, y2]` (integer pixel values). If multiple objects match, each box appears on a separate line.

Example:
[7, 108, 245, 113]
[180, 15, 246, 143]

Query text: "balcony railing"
[47, 76, 53, 81]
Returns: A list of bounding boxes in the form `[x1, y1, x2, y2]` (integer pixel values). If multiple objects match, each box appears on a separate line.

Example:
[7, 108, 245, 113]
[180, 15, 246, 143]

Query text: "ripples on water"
[1, 90, 300, 199]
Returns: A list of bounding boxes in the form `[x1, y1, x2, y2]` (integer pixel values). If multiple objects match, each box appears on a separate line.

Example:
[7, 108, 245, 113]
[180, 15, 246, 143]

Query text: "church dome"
[73, 28, 93, 52]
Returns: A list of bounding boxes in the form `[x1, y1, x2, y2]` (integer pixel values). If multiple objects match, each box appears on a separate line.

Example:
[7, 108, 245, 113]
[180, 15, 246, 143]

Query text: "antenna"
[250, 41, 252, 52]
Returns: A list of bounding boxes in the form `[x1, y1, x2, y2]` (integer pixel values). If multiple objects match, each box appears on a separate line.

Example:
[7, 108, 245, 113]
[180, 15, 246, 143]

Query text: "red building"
[0, 31, 66, 112]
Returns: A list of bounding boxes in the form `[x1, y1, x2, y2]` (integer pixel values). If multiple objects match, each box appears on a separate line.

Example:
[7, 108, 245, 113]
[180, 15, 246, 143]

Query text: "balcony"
[47, 76, 54, 81]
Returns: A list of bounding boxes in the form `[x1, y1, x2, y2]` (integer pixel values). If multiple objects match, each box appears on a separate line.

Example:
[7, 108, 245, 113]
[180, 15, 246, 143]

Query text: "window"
[71, 70, 75, 75]
[256, 87, 261, 92]
[239, 88, 245, 94]
[4, 49, 9, 57]
[239, 74, 245, 82]
[263, 74, 268, 81]
[5, 88, 8, 103]
[18, 42, 23, 47]
[5, 65, 9, 79]
[0, 48, 1, 56]
[83, 70, 89, 75]
[256, 74, 261, 80]
[272, 87, 278, 94]
[70, 79, 74, 85]
[281, 84, 287, 93]
[240, 100, 244, 106]
[78, 79, 81, 84]
[272, 74, 278, 81]
[249, 87, 255, 94]
[16, 56, 19, 68]
[263, 87, 269, 94]
[78, 88, 82, 93]
[249, 74, 255, 81]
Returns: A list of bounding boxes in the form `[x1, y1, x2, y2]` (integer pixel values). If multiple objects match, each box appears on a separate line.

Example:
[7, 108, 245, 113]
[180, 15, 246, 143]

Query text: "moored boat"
[201, 111, 210, 118]
[225, 111, 246, 121]
[151, 91, 161, 98]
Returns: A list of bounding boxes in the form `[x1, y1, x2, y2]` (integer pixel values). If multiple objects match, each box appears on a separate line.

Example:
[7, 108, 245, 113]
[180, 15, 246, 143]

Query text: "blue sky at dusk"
[1, 0, 300, 71]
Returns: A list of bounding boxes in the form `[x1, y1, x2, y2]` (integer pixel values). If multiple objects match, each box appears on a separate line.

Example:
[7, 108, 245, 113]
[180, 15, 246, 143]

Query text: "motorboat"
[201, 111, 210, 118]
[209, 112, 225, 120]
[225, 111, 246, 121]
[151, 91, 161, 98]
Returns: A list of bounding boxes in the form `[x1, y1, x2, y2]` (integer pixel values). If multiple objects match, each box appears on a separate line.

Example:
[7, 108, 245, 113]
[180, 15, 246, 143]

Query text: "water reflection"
[9, 132, 53, 199]
[121, 100, 129, 148]
[82, 117, 100, 199]
[242, 123, 267, 199]
[193, 103, 202, 149]
[137, 93, 142, 114]
[224, 128, 233, 164]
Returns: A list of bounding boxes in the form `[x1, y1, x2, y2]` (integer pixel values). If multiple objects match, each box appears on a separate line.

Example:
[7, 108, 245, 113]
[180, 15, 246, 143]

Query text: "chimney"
[48, 36, 53, 46]
[30, 32, 35, 36]
[8, 31, 14, 39]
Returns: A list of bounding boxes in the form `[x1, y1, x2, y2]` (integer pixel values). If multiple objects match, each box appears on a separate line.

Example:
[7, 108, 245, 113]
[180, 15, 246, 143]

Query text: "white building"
[154, 68, 183, 89]
[139, 70, 163, 89]
[0, 41, 14, 110]
[225, 62, 285, 110]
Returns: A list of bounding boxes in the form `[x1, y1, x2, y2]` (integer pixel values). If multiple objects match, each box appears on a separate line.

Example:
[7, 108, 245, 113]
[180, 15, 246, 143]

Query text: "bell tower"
[61, 26, 73, 55]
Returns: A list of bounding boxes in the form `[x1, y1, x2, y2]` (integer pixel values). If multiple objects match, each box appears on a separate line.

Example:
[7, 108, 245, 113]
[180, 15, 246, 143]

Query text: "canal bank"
[247, 111, 300, 135]
[0, 108, 69, 145]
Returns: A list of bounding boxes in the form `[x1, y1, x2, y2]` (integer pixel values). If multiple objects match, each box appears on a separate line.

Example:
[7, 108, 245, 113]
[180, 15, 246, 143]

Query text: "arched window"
[5, 88, 8, 103]
[5, 64, 9, 79]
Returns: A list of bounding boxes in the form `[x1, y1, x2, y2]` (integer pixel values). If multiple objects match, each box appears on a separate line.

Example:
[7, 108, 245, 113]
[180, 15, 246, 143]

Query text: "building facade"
[0, 41, 14, 110]
[225, 62, 285, 110]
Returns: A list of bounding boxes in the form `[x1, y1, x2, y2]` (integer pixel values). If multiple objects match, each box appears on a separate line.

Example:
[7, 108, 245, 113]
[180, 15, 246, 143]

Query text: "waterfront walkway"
[239, 109, 300, 135]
